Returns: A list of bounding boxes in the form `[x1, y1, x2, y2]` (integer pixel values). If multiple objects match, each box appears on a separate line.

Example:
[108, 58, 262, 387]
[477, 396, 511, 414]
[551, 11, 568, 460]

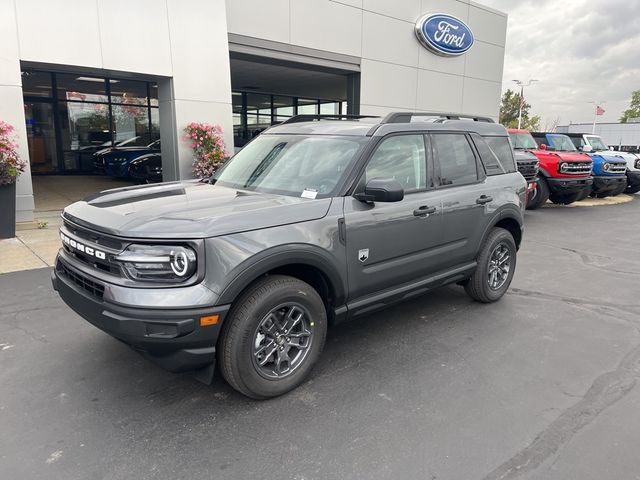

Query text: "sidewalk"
[0, 175, 132, 274]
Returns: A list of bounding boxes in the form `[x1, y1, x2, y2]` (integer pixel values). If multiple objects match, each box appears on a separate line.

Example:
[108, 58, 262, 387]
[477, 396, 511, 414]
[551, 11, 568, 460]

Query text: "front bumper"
[591, 175, 627, 194]
[627, 170, 640, 189]
[51, 256, 229, 372]
[546, 176, 593, 195]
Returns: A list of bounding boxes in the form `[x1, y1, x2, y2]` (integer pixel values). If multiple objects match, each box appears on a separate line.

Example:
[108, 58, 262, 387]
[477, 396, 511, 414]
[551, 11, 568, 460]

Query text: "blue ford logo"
[415, 13, 474, 56]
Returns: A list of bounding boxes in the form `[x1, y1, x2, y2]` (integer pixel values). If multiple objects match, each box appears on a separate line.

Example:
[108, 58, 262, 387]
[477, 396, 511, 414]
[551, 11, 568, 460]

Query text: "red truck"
[508, 129, 593, 209]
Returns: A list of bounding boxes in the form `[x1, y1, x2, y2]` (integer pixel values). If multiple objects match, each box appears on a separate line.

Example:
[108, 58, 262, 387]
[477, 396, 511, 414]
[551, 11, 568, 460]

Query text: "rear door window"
[431, 133, 479, 186]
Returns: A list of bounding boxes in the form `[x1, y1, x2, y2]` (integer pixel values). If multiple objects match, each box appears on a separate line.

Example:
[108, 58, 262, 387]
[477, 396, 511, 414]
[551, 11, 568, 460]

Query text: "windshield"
[547, 134, 577, 152]
[509, 132, 538, 150]
[212, 134, 367, 198]
[586, 135, 608, 151]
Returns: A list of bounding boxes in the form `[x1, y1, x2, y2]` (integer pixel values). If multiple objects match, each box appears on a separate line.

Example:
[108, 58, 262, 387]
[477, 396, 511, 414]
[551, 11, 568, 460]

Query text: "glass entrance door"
[24, 101, 58, 174]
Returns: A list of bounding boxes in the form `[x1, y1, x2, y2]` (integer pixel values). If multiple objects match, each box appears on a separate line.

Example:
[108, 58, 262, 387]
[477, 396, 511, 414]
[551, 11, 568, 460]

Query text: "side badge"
[358, 248, 369, 263]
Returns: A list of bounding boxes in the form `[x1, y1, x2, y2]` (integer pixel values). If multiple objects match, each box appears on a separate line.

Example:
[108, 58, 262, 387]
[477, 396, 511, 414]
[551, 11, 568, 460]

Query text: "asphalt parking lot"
[2, 199, 640, 480]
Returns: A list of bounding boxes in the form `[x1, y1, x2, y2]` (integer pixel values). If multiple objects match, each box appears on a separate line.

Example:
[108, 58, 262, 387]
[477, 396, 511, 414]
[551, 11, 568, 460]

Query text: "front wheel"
[625, 183, 640, 194]
[526, 177, 549, 210]
[218, 275, 327, 399]
[464, 228, 517, 303]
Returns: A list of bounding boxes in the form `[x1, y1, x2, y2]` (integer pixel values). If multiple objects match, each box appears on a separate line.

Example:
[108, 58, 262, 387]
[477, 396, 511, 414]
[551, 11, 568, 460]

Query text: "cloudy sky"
[480, 0, 640, 127]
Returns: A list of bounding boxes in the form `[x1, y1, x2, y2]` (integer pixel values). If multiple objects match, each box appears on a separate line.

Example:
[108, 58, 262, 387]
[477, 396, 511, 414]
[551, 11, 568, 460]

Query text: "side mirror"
[539, 143, 547, 151]
[582, 145, 593, 152]
[355, 178, 404, 203]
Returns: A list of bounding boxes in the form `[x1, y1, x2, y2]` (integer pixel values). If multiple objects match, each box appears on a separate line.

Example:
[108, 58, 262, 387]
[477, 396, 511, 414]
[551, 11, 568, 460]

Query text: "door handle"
[413, 205, 436, 217]
[476, 195, 493, 205]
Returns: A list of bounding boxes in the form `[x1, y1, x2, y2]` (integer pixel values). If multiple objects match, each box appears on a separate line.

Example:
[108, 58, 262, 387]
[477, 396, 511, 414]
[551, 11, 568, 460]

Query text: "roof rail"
[380, 112, 495, 124]
[279, 114, 380, 125]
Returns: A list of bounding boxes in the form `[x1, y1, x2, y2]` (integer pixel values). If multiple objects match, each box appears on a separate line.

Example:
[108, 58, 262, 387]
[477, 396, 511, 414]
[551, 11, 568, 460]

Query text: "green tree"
[499, 89, 540, 130]
[620, 90, 640, 122]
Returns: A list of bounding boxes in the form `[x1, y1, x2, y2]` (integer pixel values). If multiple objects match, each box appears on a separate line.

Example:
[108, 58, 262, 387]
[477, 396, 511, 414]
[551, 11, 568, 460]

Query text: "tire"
[549, 191, 580, 205]
[218, 275, 327, 399]
[464, 227, 517, 303]
[526, 177, 549, 210]
[609, 180, 628, 197]
[575, 187, 591, 201]
[625, 184, 640, 194]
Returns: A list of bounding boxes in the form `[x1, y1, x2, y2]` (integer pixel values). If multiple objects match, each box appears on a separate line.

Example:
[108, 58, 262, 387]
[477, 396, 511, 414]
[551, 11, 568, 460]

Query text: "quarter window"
[471, 134, 503, 176]
[365, 135, 427, 192]
[432, 134, 478, 186]
[484, 136, 517, 173]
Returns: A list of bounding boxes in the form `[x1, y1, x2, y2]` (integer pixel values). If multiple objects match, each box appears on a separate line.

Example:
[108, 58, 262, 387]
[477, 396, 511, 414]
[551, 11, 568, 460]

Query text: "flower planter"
[0, 182, 17, 239]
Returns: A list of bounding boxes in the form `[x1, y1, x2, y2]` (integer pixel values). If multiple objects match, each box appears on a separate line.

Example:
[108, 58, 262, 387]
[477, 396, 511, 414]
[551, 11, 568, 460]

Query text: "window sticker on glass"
[301, 189, 318, 199]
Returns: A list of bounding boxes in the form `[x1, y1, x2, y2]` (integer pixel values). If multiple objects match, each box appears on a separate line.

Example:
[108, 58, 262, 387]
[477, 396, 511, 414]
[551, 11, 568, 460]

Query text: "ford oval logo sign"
[415, 13, 474, 56]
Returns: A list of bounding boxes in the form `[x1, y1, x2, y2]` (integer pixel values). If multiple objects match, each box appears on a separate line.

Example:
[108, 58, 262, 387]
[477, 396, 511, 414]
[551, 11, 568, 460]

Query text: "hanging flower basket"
[184, 122, 228, 179]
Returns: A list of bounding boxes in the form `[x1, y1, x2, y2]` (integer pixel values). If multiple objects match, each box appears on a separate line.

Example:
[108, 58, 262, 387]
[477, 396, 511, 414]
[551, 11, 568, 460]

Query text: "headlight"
[559, 162, 569, 173]
[114, 244, 197, 282]
[603, 162, 611, 172]
[635, 159, 640, 169]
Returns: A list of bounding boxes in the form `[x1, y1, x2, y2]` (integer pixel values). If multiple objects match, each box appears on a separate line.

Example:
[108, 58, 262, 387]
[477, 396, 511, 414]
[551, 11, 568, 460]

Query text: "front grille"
[59, 263, 105, 299]
[61, 219, 124, 277]
[605, 164, 627, 174]
[562, 162, 592, 175]
[518, 160, 539, 181]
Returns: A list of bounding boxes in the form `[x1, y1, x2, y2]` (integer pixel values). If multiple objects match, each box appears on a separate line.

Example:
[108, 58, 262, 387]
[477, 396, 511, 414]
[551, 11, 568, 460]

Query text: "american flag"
[596, 105, 605, 116]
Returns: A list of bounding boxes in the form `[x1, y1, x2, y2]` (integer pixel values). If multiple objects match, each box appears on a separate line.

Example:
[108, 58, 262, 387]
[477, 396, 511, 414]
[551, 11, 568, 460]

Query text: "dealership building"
[0, 0, 507, 223]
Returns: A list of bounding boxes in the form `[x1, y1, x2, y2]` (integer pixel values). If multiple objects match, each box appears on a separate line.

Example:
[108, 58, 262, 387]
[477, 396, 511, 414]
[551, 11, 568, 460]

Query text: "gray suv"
[52, 112, 526, 399]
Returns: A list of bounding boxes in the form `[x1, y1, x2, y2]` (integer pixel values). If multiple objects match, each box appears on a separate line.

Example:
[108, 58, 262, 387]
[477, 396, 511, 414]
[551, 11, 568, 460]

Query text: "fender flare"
[217, 244, 347, 306]
[479, 205, 524, 249]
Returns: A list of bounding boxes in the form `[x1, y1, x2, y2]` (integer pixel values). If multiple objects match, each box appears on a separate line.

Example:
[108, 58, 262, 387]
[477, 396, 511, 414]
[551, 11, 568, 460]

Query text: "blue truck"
[531, 132, 627, 199]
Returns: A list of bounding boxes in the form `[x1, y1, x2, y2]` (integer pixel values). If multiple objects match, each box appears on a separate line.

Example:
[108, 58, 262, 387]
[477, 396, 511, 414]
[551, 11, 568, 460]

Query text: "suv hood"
[514, 150, 538, 163]
[63, 181, 332, 239]
[532, 150, 592, 162]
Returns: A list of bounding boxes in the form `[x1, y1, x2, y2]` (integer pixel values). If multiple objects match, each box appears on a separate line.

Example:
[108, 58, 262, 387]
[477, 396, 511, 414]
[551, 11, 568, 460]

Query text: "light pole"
[512, 79, 538, 129]
[588, 100, 606, 134]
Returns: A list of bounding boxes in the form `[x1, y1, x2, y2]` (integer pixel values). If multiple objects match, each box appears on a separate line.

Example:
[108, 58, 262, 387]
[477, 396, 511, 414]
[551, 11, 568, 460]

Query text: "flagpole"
[589, 100, 605, 134]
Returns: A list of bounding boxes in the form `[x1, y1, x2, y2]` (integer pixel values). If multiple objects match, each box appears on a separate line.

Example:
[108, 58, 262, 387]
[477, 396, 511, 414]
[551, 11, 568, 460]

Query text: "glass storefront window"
[109, 79, 148, 106]
[21, 71, 53, 98]
[24, 102, 57, 173]
[232, 92, 243, 114]
[58, 101, 110, 172]
[320, 102, 340, 115]
[150, 84, 159, 107]
[56, 73, 108, 103]
[273, 96, 294, 122]
[297, 99, 318, 115]
[112, 104, 152, 145]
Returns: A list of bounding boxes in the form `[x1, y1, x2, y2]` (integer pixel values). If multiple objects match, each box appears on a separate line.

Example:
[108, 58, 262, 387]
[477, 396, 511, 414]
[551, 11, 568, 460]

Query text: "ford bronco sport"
[509, 129, 593, 209]
[52, 112, 526, 399]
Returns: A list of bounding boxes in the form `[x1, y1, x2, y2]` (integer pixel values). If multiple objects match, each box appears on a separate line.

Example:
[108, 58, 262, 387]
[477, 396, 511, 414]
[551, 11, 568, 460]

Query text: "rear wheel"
[526, 177, 549, 210]
[218, 275, 327, 399]
[465, 228, 517, 303]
